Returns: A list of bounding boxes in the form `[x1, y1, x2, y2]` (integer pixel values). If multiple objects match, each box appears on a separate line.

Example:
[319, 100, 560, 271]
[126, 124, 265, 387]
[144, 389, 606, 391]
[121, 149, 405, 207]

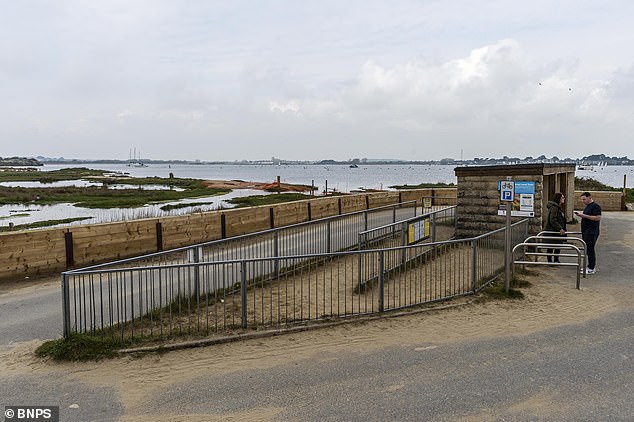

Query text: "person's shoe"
[587, 268, 596, 275]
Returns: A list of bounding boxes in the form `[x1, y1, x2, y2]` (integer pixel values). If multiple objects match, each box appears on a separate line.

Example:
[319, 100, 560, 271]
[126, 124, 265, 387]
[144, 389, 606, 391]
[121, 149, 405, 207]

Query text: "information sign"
[497, 180, 536, 217]
[408, 217, 431, 244]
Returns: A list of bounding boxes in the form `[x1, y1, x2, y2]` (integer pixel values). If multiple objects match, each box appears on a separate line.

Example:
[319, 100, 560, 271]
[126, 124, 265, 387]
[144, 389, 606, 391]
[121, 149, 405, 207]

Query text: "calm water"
[2, 163, 632, 229]
[38, 162, 634, 190]
[0, 188, 270, 228]
[39, 163, 459, 192]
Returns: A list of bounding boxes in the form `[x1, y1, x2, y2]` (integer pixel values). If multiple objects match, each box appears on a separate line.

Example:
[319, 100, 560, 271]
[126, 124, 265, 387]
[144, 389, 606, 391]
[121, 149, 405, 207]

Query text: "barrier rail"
[64, 200, 419, 275]
[523, 235, 587, 269]
[512, 239, 585, 289]
[358, 206, 456, 249]
[62, 216, 530, 340]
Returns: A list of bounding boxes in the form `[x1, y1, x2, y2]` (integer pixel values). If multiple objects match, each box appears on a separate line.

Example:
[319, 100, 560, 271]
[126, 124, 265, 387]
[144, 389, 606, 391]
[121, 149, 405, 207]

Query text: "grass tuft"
[35, 333, 131, 361]
[476, 281, 525, 302]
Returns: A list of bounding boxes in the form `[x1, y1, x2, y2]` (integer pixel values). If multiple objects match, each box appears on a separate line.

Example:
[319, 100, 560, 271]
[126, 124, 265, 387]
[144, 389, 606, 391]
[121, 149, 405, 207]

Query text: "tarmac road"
[0, 212, 632, 421]
[0, 281, 61, 349]
[141, 309, 634, 421]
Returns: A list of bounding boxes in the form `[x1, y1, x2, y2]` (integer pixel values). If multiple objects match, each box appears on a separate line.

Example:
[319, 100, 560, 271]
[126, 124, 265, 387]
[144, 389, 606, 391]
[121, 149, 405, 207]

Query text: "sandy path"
[0, 265, 624, 419]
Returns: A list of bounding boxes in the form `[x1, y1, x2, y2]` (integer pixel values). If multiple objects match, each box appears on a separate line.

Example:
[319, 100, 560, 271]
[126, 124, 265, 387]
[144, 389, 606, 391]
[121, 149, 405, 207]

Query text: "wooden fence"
[0, 188, 456, 282]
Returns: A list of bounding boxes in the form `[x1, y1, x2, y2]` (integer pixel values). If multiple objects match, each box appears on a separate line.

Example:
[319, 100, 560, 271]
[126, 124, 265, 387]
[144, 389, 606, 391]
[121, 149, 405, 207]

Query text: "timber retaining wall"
[0, 188, 456, 282]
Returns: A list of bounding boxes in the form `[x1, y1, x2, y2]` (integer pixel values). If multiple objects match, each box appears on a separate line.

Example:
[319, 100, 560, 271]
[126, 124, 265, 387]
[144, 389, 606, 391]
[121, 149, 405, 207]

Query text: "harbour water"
[37, 162, 634, 190]
[1, 163, 632, 229]
[38, 163, 459, 193]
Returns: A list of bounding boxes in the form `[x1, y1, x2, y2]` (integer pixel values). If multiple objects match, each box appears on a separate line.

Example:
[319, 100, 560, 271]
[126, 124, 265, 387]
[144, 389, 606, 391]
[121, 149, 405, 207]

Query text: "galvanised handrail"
[61, 218, 531, 339]
[64, 200, 419, 274]
[512, 242, 583, 289]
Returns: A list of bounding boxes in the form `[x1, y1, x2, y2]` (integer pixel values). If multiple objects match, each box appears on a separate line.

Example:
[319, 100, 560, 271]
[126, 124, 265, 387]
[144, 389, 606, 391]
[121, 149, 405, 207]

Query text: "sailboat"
[127, 148, 148, 167]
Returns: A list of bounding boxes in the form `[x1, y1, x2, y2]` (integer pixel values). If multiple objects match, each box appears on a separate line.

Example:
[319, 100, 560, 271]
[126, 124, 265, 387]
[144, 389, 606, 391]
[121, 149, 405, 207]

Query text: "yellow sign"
[408, 218, 431, 244]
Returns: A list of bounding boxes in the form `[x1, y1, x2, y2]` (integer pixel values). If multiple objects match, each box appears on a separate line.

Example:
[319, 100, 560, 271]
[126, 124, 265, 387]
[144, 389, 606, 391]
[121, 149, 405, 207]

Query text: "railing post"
[241, 261, 247, 329]
[364, 210, 368, 231]
[378, 250, 385, 312]
[471, 239, 477, 293]
[273, 232, 279, 278]
[61, 273, 71, 338]
[575, 249, 585, 290]
[192, 247, 201, 298]
[401, 222, 407, 265]
[327, 221, 332, 253]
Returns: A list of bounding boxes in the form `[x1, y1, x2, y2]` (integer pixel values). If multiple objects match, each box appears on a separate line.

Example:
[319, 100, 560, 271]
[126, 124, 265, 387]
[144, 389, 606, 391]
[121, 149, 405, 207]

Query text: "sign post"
[500, 178, 514, 294]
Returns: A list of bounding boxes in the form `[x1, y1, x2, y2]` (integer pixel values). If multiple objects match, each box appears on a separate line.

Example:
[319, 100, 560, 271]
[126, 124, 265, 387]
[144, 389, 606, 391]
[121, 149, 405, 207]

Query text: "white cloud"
[269, 101, 301, 115]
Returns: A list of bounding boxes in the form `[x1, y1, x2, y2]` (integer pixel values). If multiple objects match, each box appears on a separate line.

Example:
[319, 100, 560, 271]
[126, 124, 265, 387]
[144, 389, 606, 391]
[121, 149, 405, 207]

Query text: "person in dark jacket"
[544, 192, 567, 263]
[574, 191, 602, 274]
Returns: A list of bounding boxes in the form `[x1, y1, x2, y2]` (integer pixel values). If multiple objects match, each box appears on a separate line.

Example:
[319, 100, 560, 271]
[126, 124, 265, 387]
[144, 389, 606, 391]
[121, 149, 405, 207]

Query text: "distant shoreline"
[6, 152, 634, 168]
[18, 158, 634, 167]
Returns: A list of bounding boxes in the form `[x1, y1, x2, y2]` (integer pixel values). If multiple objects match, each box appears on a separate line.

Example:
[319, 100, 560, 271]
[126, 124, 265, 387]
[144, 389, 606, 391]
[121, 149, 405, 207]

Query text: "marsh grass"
[0, 217, 93, 232]
[389, 182, 456, 189]
[0, 169, 230, 208]
[227, 193, 310, 207]
[160, 201, 217, 211]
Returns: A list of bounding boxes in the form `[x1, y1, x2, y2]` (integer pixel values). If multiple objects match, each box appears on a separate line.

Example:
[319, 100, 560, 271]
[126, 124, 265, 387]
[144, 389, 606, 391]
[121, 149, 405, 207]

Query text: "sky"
[2, 1, 634, 162]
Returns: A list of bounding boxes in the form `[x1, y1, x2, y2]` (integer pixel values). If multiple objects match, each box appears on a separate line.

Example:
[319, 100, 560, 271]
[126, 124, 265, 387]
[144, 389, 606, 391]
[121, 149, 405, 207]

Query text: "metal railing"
[512, 242, 584, 289]
[358, 206, 456, 250]
[62, 215, 530, 340]
[65, 200, 419, 273]
[524, 233, 586, 268]
[421, 195, 457, 213]
[62, 220, 528, 338]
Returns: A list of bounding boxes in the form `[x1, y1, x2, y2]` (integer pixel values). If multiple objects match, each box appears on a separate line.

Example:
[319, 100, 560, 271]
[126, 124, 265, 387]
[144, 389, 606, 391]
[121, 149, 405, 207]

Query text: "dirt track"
[201, 179, 313, 192]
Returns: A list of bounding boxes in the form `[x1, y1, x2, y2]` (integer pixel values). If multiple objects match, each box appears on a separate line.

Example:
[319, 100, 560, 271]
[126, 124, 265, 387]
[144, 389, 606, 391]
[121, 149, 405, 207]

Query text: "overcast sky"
[2, 1, 634, 161]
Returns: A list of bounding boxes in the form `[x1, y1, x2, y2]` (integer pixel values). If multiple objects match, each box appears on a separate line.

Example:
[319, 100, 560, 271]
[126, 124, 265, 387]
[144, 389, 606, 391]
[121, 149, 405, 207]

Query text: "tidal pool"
[0, 189, 275, 229]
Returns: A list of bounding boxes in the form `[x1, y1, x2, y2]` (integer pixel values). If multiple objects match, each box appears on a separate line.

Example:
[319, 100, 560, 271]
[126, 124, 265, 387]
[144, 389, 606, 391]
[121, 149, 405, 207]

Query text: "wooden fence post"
[156, 222, 163, 251]
[64, 231, 74, 267]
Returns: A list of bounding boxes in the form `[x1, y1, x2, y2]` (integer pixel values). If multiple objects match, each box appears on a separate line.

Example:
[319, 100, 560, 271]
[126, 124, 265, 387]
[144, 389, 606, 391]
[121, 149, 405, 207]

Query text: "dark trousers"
[582, 232, 599, 269]
[546, 234, 566, 262]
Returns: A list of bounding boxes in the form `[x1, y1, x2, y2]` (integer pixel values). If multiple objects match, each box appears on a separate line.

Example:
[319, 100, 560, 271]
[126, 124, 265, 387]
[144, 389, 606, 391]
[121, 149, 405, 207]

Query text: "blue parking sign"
[500, 180, 515, 201]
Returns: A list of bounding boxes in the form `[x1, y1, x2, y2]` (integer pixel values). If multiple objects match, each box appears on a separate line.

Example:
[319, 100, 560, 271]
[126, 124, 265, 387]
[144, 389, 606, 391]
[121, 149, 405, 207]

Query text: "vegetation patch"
[0, 213, 30, 220]
[0, 167, 231, 209]
[476, 281, 525, 302]
[389, 182, 456, 189]
[0, 167, 104, 182]
[227, 193, 310, 207]
[575, 176, 633, 202]
[35, 333, 132, 361]
[0, 217, 93, 232]
[160, 201, 217, 211]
